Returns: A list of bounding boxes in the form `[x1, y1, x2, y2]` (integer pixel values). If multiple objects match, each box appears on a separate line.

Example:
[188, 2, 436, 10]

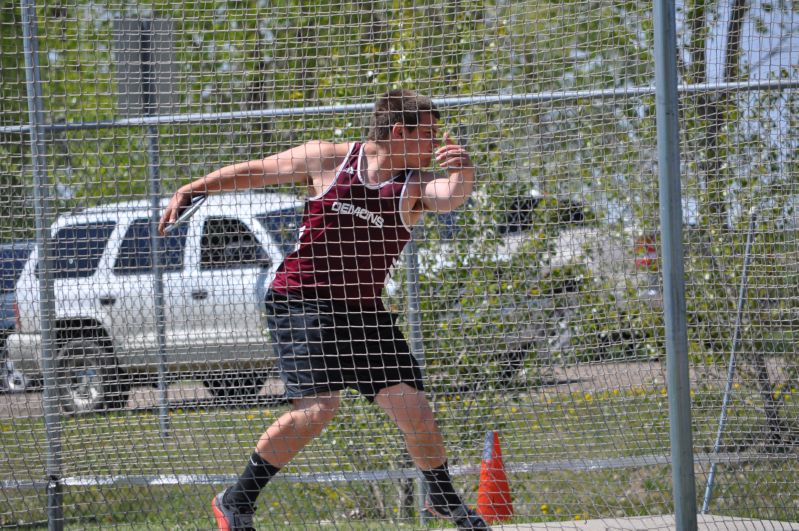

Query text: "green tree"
[679, 0, 798, 450]
[0, 3, 34, 240]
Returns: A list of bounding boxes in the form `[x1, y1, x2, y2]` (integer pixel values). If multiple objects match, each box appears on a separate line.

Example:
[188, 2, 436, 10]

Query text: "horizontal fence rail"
[2, 0, 798, 529]
[3, 79, 799, 134]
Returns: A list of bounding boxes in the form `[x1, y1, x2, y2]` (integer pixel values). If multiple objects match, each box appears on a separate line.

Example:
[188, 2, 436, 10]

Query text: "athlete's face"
[398, 112, 440, 169]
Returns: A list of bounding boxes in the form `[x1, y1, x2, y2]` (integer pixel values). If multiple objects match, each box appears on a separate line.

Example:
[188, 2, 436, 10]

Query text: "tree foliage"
[1, 1, 797, 423]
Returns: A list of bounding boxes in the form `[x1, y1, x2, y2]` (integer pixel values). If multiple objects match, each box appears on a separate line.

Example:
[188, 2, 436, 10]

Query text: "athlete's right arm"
[159, 141, 336, 234]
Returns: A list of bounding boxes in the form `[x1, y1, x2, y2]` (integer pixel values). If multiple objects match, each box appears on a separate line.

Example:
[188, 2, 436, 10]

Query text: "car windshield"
[0, 244, 34, 294]
[256, 207, 302, 256]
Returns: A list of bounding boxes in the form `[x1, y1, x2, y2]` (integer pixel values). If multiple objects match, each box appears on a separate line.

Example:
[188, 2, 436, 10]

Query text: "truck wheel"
[55, 339, 130, 414]
[2, 361, 27, 393]
[203, 371, 265, 399]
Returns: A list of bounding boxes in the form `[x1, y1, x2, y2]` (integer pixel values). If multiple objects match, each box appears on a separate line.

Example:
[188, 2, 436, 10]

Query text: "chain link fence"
[1, 0, 798, 528]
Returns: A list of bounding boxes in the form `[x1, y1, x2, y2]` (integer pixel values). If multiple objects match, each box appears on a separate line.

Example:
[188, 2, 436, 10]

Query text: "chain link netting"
[1, 0, 798, 528]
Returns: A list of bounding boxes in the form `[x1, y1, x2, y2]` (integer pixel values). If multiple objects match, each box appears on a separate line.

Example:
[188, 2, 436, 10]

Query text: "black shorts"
[264, 290, 424, 402]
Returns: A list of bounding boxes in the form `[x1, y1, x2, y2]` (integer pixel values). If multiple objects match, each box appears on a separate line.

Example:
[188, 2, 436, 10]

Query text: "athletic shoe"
[425, 498, 492, 530]
[211, 489, 255, 531]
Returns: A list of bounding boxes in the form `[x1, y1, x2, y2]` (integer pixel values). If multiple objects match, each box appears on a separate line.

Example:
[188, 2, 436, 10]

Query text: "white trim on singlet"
[356, 145, 405, 189]
[308, 142, 357, 201]
[397, 169, 416, 234]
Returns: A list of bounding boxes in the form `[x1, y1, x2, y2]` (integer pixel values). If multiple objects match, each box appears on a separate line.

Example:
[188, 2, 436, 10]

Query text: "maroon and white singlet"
[270, 142, 414, 310]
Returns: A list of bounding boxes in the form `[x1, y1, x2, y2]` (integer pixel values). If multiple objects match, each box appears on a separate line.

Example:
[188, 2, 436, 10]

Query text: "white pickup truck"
[7, 191, 302, 413]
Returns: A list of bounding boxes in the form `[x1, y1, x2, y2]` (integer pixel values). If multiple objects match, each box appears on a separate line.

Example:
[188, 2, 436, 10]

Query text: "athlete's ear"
[391, 123, 404, 139]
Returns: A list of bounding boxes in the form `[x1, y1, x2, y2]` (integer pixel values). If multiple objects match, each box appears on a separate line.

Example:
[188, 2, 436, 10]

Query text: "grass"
[1, 381, 797, 529]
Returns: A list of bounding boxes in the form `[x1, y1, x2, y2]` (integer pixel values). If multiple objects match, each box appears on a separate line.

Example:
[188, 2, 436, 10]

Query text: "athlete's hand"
[158, 190, 193, 235]
[435, 132, 473, 174]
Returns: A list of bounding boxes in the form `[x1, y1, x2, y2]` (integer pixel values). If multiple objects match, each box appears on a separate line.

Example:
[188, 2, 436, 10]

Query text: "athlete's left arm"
[419, 133, 475, 213]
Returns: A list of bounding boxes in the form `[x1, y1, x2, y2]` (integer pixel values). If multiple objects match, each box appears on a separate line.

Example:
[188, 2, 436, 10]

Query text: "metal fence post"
[404, 233, 430, 524]
[20, 0, 63, 529]
[653, 0, 698, 529]
[139, 18, 171, 439]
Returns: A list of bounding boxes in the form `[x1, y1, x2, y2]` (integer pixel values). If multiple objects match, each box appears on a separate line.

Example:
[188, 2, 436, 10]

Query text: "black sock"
[421, 461, 464, 516]
[225, 452, 281, 513]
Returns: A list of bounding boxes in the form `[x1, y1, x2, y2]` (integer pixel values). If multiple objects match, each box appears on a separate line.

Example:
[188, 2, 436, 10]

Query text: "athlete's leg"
[374, 383, 445, 469]
[374, 383, 489, 529]
[217, 391, 341, 524]
[256, 392, 342, 466]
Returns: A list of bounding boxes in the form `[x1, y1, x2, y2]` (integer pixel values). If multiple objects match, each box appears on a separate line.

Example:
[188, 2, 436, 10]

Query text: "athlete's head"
[368, 89, 441, 168]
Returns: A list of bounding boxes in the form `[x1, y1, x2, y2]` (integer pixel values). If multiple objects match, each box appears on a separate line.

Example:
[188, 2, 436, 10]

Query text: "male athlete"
[159, 90, 489, 530]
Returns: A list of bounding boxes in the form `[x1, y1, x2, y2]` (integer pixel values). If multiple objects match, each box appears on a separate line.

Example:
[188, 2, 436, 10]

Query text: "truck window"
[114, 219, 189, 275]
[0, 243, 34, 293]
[200, 217, 269, 270]
[43, 222, 117, 279]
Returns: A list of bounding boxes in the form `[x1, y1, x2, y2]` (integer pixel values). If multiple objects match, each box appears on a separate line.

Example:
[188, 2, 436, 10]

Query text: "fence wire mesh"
[1, 0, 798, 529]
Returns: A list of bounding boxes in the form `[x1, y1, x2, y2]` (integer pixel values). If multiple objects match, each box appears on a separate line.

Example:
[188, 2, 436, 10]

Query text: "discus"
[164, 194, 207, 234]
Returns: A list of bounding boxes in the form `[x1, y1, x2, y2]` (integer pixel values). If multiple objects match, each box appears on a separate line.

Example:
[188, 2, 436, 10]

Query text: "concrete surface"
[481, 515, 799, 530]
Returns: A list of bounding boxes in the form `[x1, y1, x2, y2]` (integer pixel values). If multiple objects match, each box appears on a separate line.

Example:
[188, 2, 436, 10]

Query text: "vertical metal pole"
[405, 235, 426, 379]
[701, 209, 757, 513]
[653, 0, 698, 529]
[140, 20, 170, 437]
[20, 1, 63, 529]
[404, 233, 429, 524]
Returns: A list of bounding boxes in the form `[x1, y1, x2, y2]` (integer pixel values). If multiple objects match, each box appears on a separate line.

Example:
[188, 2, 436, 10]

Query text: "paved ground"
[460, 515, 799, 530]
[0, 379, 287, 419]
[0, 360, 668, 419]
[2, 358, 791, 419]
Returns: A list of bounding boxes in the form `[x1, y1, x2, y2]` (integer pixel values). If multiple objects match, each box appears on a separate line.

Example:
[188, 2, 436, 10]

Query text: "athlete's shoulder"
[298, 141, 356, 171]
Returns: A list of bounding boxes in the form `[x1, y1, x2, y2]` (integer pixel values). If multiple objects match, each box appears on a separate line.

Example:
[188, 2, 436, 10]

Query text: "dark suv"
[0, 240, 35, 392]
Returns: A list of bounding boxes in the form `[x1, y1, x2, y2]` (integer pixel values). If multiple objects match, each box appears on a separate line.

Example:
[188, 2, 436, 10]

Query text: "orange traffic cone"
[477, 430, 513, 523]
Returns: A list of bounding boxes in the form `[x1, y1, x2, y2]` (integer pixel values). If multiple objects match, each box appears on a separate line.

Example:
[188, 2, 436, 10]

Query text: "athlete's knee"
[292, 394, 341, 434]
[405, 410, 440, 441]
[377, 386, 438, 435]
[405, 399, 436, 430]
